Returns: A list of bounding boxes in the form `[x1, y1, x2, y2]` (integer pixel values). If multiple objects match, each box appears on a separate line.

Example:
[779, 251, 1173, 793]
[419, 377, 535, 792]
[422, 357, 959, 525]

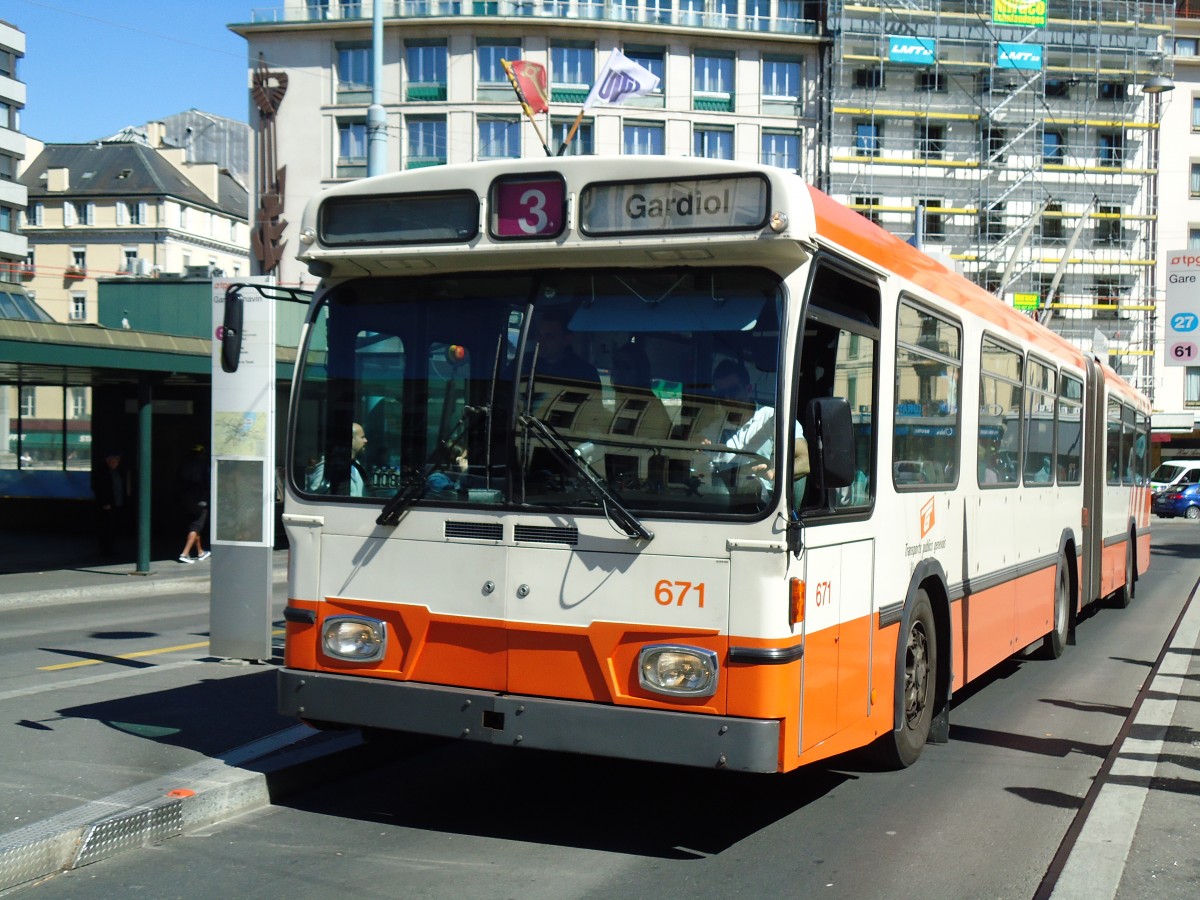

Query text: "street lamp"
[1141, 75, 1175, 94]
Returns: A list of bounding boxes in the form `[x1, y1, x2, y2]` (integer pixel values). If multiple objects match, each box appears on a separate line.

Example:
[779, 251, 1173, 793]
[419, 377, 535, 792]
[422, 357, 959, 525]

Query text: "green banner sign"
[993, 0, 1047, 28]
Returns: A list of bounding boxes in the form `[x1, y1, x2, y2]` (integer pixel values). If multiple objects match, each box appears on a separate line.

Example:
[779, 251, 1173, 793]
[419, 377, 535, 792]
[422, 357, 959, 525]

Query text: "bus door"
[797, 537, 876, 751]
[791, 261, 880, 752]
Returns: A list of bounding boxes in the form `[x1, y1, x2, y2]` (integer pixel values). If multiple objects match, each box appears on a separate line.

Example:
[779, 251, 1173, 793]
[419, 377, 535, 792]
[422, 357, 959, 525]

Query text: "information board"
[1165, 251, 1200, 368]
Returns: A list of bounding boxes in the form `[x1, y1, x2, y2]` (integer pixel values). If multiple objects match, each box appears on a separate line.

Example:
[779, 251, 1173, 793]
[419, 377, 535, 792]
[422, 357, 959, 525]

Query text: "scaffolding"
[824, 0, 1174, 399]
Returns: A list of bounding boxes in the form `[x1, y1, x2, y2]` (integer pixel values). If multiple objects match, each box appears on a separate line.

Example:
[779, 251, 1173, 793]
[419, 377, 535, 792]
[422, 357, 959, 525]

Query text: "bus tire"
[1114, 533, 1135, 609]
[882, 588, 937, 768]
[1040, 555, 1071, 659]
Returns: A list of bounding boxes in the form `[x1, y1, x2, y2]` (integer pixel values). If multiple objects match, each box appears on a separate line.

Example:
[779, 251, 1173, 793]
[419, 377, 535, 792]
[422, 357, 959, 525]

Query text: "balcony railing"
[251, 1, 822, 35]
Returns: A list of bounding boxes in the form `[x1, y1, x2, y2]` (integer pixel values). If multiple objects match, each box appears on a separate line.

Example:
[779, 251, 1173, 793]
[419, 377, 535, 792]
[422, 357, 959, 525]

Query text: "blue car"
[1152, 482, 1200, 520]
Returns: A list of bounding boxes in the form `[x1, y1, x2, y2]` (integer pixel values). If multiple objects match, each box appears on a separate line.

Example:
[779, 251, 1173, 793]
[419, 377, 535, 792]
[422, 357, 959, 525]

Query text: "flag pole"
[500, 59, 552, 157]
[558, 108, 587, 156]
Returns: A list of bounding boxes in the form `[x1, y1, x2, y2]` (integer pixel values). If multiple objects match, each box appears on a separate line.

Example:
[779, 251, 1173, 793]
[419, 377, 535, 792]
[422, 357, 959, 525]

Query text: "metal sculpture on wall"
[251, 54, 288, 275]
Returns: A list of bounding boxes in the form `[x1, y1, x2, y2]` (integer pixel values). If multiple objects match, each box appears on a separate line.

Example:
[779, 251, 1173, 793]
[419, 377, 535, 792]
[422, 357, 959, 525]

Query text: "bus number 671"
[655, 580, 705, 608]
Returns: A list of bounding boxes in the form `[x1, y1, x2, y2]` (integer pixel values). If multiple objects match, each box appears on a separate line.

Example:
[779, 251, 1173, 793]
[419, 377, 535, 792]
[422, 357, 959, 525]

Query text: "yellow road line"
[38, 630, 285, 671]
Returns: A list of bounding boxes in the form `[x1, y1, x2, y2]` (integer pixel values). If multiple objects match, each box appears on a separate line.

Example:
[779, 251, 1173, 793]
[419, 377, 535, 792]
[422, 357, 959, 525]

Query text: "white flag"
[583, 49, 661, 110]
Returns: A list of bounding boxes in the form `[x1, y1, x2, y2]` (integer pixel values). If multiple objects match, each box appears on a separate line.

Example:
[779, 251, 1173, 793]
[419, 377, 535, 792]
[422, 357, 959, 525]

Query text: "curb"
[0, 567, 287, 610]
[0, 724, 362, 893]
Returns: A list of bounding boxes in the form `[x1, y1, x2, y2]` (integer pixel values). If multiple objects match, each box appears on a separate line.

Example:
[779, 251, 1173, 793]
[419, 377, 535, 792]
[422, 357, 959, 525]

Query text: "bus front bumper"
[278, 667, 782, 773]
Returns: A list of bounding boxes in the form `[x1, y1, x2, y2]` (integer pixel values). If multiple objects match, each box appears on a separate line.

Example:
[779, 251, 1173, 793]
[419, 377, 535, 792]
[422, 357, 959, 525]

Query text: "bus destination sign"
[580, 174, 768, 236]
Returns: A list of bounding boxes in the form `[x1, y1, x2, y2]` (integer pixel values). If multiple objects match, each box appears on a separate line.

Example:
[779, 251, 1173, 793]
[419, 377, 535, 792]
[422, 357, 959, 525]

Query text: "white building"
[231, 1, 824, 288]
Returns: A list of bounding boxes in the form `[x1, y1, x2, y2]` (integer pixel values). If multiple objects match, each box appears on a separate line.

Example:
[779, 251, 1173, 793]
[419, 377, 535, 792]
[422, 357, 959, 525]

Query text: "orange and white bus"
[278, 156, 1150, 773]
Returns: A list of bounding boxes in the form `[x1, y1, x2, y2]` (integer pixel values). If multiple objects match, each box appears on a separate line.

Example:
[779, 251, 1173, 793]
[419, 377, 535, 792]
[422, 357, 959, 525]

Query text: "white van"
[1149, 459, 1200, 493]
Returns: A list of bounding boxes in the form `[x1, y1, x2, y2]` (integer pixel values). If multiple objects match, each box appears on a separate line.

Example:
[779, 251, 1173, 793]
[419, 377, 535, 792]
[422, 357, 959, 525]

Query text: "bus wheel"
[1114, 535, 1135, 609]
[883, 589, 937, 768]
[1041, 556, 1071, 659]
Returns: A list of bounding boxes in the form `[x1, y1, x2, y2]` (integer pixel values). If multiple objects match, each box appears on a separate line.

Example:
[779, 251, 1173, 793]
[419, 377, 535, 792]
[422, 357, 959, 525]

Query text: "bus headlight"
[638, 645, 719, 697]
[321, 616, 386, 662]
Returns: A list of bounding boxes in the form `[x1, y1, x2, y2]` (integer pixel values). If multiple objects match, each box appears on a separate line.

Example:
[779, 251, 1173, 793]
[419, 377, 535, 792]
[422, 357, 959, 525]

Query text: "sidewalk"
[0, 533, 314, 893]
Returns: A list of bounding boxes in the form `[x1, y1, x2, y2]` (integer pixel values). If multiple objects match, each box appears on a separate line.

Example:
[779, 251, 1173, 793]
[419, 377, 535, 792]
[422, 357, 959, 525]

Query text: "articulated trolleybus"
[279, 157, 1150, 773]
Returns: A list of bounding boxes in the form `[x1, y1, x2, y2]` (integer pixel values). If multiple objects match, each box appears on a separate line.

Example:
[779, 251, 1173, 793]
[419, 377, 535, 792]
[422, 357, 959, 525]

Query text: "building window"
[694, 127, 733, 159]
[65, 201, 93, 226]
[919, 199, 944, 239]
[19, 387, 35, 417]
[406, 117, 446, 168]
[119, 200, 146, 225]
[1176, 37, 1199, 57]
[761, 131, 800, 171]
[69, 248, 86, 275]
[337, 121, 367, 178]
[985, 126, 1007, 162]
[306, 0, 330, 19]
[552, 119, 593, 156]
[1098, 132, 1124, 166]
[337, 42, 372, 97]
[70, 293, 87, 321]
[1192, 97, 1200, 132]
[1044, 202, 1064, 241]
[0, 152, 16, 182]
[1043, 129, 1066, 163]
[1095, 277, 1121, 318]
[478, 41, 520, 85]
[623, 122, 665, 155]
[1097, 81, 1125, 101]
[1186, 367, 1200, 405]
[916, 122, 944, 160]
[31, 203, 44, 226]
[624, 46, 665, 94]
[980, 203, 1005, 241]
[479, 117, 520, 159]
[406, 42, 447, 101]
[917, 72, 946, 92]
[854, 68, 883, 89]
[645, 0, 673, 24]
[855, 121, 881, 157]
[1044, 78, 1071, 98]
[694, 52, 733, 111]
[1095, 205, 1122, 245]
[122, 248, 138, 273]
[551, 43, 594, 91]
[1189, 227, 1200, 250]
[854, 195, 880, 225]
[1192, 163, 1200, 197]
[71, 387, 88, 419]
[0, 205, 11, 233]
[762, 58, 801, 101]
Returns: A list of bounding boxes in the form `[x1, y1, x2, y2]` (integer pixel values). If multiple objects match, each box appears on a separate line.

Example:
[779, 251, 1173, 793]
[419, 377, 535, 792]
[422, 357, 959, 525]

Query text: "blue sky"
[11, 0, 255, 143]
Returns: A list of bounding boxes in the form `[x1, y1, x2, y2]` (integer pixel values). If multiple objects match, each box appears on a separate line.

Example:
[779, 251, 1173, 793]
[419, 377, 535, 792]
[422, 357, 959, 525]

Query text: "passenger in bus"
[528, 307, 601, 390]
[1032, 455, 1053, 483]
[306, 422, 368, 497]
[703, 359, 808, 488]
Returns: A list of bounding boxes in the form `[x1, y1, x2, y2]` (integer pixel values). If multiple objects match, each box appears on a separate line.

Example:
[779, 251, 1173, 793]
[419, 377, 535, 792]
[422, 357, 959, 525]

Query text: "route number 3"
[492, 178, 564, 238]
[655, 580, 706, 608]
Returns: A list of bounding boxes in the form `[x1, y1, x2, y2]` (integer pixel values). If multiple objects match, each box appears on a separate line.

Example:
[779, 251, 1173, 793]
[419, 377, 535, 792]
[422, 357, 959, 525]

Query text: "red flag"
[510, 61, 549, 115]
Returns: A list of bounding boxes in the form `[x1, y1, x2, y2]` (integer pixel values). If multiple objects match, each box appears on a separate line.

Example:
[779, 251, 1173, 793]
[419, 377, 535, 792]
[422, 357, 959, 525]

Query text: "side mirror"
[805, 397, 854, 491]
[220, 286, 244, 373]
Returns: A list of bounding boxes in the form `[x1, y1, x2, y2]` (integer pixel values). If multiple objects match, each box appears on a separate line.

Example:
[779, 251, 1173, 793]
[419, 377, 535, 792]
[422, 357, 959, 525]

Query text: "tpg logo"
[1170, 255, 1200, 267]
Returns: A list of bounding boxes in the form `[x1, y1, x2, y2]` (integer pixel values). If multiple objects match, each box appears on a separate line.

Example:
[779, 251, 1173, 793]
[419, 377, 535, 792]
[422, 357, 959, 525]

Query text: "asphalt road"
[13, 520, 1200, 899]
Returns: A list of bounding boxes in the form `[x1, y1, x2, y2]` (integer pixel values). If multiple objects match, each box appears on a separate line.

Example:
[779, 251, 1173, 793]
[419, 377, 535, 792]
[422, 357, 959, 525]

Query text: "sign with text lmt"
[993, 0, 1046, 27]
[1165, 251, 1200, 368]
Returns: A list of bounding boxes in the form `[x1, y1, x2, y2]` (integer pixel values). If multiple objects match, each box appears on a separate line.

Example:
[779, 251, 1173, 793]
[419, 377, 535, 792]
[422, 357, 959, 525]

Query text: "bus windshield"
[290, 267, 785, 517]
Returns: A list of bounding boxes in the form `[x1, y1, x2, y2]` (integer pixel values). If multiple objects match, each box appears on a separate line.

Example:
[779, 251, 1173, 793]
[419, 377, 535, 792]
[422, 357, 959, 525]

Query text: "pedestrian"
[177, 444, 211, 563]
[91, 450, 128, 557]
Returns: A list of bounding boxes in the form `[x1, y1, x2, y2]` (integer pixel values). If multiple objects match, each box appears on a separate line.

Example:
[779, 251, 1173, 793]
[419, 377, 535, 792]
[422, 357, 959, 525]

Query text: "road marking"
[37, 630, 285, 671]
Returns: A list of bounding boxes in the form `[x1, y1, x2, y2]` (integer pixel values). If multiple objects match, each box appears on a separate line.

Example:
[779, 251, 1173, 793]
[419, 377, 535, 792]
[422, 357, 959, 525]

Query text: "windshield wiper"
[376, 405, 488, 527]
[518, 414, 654, 542]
